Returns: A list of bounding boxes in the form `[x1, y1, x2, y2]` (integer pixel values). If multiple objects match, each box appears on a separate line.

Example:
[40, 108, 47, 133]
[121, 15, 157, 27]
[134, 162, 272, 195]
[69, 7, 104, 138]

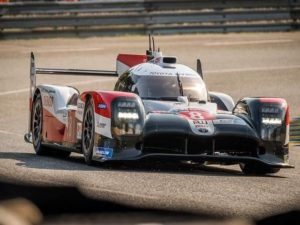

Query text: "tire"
[239, 163, 280, 175]
[32, 94, 49, 155]
[81, 99, 95, 165]
[32, 94, 71, 158]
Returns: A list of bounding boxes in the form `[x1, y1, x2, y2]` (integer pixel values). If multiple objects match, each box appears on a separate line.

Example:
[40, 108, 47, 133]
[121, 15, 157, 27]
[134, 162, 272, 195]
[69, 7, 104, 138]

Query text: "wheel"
[32, 94, 71, 158]
[81, 99, 95, 165]
[32, 94, 49, 155]
[239, 163, 280, 175]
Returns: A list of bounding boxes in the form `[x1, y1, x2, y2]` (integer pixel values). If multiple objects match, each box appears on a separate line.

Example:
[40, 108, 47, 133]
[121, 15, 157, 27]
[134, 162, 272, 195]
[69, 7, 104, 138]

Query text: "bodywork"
[25, 41, 293, 171]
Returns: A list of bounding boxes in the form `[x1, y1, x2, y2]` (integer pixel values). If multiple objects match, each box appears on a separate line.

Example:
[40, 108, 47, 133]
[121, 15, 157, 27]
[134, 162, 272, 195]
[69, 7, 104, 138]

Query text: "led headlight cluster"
[260, 105, 283, 141]
[261, 106, 282, 125]
[261, 117, 282, 125]
[112, 98, 145, 136]
[118, 112, 139, 120]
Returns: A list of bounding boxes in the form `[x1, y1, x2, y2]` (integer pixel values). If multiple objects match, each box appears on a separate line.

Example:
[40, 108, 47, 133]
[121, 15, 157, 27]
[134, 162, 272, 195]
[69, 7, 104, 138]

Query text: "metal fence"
[0, 0, 299, 38]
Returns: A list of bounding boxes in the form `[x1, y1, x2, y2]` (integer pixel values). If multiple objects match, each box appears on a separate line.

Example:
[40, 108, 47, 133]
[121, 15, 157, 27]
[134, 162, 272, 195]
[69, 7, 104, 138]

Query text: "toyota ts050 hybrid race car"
[25, 35, 293, 175]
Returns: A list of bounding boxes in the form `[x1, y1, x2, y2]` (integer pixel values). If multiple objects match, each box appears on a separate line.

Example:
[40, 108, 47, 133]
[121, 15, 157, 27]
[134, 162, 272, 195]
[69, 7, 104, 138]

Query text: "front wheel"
[239, 163, 280, 175]
[81, 99, 95, 165]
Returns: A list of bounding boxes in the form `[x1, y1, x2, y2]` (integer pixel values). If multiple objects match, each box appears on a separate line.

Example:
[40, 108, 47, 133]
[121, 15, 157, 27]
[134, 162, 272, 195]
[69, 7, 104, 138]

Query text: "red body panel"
[80, 91, 138, 118]
[259, 98, 286, 105]
[43, 109, 65, 143]
[42, 108, 77, 144]
[117, 54, 147, 67]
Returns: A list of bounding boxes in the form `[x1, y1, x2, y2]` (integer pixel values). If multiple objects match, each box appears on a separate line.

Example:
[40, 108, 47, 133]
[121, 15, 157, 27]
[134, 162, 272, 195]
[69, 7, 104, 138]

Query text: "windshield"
[133, 75, 206, 101]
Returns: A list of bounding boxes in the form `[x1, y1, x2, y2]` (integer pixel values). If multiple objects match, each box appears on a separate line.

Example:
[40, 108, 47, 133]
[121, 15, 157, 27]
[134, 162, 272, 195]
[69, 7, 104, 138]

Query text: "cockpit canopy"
[114, 62, 207, 102]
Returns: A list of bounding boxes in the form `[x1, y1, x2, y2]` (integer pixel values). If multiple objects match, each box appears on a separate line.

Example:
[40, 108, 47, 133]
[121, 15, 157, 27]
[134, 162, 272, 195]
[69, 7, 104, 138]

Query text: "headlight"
[118, 112, 139, 120]
[261, 117, 282, 125]
[111, 97, 145, 136]
[260, 105, 283, 141]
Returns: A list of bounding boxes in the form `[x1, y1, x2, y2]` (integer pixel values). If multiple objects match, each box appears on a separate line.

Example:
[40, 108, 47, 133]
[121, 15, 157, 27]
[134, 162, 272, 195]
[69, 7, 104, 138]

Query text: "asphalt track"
[0, 33, 299, 220]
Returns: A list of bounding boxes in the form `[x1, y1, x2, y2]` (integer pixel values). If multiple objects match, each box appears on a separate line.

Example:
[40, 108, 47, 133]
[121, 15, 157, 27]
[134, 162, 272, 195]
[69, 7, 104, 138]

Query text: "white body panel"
[38, 85, 79, 124]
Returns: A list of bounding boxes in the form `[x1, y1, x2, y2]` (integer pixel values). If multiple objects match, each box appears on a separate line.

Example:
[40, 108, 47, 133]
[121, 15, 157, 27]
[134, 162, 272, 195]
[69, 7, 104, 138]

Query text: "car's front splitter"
[96, 152, 294, 169]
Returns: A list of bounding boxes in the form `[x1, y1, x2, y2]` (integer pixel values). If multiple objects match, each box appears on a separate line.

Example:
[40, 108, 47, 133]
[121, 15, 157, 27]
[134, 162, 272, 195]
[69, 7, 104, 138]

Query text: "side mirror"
[197, 59, 203, 79]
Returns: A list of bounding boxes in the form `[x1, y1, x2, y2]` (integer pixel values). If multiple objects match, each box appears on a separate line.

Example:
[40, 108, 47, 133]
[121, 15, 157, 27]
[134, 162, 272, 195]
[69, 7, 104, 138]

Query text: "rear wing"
[25, 52, 118, 143]
[29, 52, 118, 98]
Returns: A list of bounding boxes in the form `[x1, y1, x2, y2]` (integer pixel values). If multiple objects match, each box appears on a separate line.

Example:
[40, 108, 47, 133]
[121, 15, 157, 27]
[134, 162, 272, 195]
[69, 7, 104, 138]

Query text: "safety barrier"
[0, 0, 299, 38]
[291, 118, 300, 146]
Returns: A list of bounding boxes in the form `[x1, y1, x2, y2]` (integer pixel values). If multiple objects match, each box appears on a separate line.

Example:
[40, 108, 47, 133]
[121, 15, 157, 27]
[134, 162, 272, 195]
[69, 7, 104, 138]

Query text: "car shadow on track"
[0, 151, 286, 178]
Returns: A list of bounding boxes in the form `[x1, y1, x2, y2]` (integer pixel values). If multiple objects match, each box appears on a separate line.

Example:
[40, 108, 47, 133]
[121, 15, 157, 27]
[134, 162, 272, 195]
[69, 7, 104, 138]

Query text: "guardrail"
[0, 0, 300, 38]
[291, 118, 300, 146]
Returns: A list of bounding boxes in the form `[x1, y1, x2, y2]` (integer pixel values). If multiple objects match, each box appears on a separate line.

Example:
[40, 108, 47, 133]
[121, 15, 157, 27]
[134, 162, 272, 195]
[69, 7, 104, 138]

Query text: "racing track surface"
[0, 33, 299, 220]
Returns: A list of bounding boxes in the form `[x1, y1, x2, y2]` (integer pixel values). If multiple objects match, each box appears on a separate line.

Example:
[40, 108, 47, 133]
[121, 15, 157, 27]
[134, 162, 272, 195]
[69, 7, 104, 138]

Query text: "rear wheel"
[82, 99, 95, 165]
[239, 163, 280, 175]
[32, 94, 49, 155]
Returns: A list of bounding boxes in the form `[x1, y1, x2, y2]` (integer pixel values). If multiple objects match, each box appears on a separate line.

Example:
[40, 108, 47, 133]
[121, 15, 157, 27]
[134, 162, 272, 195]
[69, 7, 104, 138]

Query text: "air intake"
[162, 57, 177, 64]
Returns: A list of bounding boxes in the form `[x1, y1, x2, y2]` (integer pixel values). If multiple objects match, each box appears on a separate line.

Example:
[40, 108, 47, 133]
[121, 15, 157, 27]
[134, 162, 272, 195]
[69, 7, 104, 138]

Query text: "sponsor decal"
[94, 113, 112, 138]
[77, 102, 84, 109]
[43, 95, 53, 107]
[96, 121, 106, 129]
[76, 122, 82, 139]
[95, 147, 113, 159]
[149, 71, 194, 76]
[198, 128, 209, 133]
[41, 88, 55, 94]
[187, 119, 214, 136]
[213, 119, 246, 125]
[117, 101, 136, 108]
[76, 100, 85, 122]
[193, 120, 210, 130]
[98, 103, 107, 109]
[149, 71, 173, 76]
[193, 120, 208, 125]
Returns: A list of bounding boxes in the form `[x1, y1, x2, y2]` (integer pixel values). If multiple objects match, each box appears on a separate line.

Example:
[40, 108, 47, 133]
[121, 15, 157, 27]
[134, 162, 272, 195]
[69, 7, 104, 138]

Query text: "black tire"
[32, 94, 49, 155]
[81, 99, 95, 165]
[239, 163, 280, 175]
[32, 94, 71, 158]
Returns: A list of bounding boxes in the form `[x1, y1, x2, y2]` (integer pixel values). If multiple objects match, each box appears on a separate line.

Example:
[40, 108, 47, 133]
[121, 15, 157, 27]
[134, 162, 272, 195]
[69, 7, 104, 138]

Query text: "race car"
[24, 35, 293, 174]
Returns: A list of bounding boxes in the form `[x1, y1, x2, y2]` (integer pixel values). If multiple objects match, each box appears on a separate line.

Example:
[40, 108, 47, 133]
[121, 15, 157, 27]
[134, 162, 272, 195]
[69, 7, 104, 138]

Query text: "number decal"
[188, 111, 204, 120]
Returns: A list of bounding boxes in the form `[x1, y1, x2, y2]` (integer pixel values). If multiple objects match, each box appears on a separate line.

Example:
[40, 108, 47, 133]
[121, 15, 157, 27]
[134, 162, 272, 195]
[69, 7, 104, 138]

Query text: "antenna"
[152, 36, 155, 51]
[148, 34, 152, 51]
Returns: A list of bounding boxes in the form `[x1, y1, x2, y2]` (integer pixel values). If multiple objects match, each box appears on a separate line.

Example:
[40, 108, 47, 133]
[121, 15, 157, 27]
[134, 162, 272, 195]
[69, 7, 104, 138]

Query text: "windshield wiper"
[176, 72, 184, 96]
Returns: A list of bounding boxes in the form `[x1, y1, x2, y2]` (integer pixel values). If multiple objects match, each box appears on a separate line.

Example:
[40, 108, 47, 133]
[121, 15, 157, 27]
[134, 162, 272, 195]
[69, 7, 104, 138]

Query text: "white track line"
[33, 47, 104, 53]
[204, 39, 293, 46]
[0, 77, 116, 96]
[205, 65, 300, 74]
[0, 88, 29, 96]
[0, 64, 299, 96]
[0, 130, 23, 136]
[0, 47, 105, 54]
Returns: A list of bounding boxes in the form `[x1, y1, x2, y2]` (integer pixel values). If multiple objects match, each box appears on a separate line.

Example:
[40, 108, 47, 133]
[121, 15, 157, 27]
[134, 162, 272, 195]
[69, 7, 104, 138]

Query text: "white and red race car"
[25, 35, 293, 174]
